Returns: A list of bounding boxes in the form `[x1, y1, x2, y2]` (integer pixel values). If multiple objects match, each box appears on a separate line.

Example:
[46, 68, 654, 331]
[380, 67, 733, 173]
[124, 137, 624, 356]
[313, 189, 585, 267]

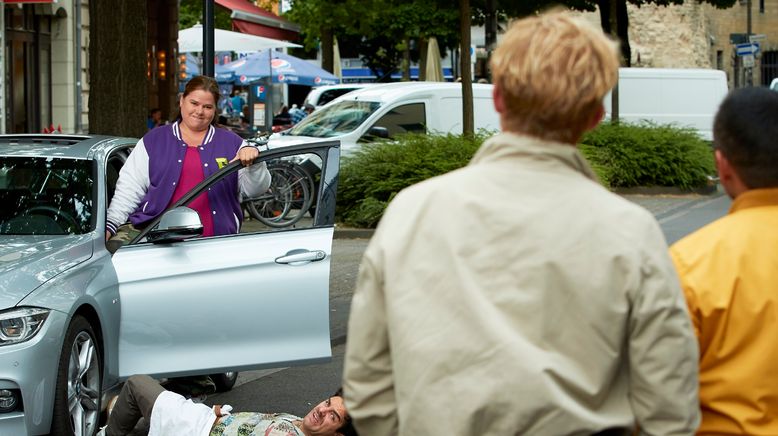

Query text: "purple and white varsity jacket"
[106, 121, 270, 236]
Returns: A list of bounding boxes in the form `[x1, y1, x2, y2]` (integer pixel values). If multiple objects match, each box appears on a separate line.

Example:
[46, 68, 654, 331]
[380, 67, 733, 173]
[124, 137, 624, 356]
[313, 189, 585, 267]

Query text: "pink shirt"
[168, 146, 215, 237]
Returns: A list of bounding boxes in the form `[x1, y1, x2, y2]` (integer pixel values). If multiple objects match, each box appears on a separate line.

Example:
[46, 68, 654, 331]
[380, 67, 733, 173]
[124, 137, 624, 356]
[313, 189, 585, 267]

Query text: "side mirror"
[367, 126, 390, 139]
[147, 207, 203, 243]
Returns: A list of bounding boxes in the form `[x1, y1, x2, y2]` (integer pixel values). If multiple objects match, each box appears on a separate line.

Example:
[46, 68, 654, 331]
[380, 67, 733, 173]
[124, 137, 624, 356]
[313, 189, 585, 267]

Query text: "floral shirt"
[210, 412, 304, 436]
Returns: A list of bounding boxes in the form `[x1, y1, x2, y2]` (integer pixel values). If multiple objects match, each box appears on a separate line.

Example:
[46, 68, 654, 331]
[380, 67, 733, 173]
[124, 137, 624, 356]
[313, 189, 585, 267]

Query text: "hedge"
[337, 123, 715, 228]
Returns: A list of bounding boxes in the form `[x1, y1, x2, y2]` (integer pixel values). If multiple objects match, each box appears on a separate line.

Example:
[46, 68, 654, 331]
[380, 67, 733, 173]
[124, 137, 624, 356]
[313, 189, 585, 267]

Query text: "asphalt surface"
[197, 190, 733, 419]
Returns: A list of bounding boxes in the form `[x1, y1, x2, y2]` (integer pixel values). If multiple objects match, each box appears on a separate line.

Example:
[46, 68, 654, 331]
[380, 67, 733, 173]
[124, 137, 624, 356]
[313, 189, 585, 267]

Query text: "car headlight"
[0, 308, 49, 345]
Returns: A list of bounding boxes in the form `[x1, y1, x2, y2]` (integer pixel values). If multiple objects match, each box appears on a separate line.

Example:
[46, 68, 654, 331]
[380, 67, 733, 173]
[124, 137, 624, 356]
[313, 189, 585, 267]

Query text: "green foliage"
[179, 0, 233, 30]
[337, 124, 716, 228]
[337, 132, 490, 227]
[579, 121, 715, 189]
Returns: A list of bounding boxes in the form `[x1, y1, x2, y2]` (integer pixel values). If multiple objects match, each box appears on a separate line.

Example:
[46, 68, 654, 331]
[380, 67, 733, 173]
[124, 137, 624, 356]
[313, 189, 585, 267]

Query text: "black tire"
[51, 315, 102, 436]
[210, 372, 238, 392]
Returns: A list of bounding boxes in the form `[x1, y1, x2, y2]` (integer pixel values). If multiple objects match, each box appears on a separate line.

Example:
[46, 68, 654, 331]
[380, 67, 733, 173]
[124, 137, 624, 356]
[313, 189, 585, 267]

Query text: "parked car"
[302, 83, 374, 109]
[0, 134, 340, 435]
[273, 82, 500, 157]
[770, 77, 778, 91]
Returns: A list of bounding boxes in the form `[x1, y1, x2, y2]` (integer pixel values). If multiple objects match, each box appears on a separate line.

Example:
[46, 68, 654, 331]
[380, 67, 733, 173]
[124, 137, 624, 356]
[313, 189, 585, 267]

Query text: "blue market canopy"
[216, 51, 340, 86]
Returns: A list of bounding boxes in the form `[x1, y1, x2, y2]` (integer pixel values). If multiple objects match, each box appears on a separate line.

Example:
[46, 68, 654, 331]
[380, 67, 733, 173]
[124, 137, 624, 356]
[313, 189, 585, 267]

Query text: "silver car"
[0, 134, 340, 435]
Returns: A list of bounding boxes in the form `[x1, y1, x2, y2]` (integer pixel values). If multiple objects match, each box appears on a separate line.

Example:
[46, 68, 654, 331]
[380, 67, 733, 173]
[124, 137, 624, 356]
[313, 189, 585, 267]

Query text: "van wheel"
[51, 315, 102, 436]
[210, 372, 238, 392]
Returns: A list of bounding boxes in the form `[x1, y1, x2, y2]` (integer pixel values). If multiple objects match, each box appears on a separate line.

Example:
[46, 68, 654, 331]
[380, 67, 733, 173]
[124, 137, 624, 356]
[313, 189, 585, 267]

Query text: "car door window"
[128, 143, 337, 245]
[367, 102, 426, 139]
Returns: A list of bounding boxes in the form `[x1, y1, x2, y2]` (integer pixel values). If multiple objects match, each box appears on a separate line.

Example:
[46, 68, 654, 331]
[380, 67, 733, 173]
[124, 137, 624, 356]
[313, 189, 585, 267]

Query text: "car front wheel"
[51, 315, 102, 436]
[210, 372, 238, 392]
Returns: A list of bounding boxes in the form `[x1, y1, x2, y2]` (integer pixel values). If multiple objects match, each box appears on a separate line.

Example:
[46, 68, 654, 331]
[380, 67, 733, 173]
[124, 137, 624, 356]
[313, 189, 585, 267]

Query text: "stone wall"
[577, 1, 778, 89]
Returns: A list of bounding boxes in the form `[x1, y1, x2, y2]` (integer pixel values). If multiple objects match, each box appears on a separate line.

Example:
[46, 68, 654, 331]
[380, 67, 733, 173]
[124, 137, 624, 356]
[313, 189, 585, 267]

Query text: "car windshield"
[286, 100, 380, 138]
[0, 157, 95, 235]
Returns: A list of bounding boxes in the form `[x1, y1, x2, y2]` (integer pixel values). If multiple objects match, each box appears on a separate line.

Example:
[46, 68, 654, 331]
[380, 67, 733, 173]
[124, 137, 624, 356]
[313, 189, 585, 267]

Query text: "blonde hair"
[490, 10, 619, 143]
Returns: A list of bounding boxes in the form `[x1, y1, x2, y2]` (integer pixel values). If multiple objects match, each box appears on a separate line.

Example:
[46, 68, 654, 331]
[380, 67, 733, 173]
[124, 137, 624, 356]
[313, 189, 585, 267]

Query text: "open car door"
[111, 141, 339, 378]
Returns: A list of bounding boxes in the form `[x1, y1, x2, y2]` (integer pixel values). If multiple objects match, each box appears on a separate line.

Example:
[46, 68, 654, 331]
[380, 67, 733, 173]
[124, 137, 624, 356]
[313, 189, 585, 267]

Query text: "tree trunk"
[460, 0, 474, 136]
[402, 36, 411, 81]
[321, 27, 334, 73]
[89, 0, 148, 136]
[598, 0, 631, 67]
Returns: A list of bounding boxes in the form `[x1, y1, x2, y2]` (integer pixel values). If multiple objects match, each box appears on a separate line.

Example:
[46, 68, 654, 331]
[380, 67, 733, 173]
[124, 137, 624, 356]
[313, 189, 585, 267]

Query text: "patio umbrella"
[216, 51, 340, 86]
[178, 23, 300, 53]
[425, 37, 445, 82]
[333, 37, 343, 79]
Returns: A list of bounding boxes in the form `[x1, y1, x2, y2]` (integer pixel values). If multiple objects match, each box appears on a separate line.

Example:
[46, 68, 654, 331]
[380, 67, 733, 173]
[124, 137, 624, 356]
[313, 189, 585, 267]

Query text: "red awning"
[215, 0, 300, 42]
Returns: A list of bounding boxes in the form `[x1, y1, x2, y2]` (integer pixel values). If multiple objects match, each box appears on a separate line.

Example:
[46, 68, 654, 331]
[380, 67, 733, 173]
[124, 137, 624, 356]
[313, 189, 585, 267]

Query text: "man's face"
[302, 396, 347, 436]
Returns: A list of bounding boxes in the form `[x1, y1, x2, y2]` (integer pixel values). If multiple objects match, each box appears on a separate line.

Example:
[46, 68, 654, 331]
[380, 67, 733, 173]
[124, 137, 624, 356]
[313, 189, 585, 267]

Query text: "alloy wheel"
[67, 331, 100, 436]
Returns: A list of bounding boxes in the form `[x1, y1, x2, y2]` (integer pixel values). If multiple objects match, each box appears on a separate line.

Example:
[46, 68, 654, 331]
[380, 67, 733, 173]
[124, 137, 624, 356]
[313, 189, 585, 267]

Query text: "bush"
[337, 123, 716, 227]
[337, 132, 490, 227]
[580, 121, 715, 189]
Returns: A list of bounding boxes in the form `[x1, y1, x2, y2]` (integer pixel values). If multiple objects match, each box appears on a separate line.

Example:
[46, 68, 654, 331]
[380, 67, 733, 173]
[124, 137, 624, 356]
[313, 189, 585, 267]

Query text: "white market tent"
[178, 23, 300, 53]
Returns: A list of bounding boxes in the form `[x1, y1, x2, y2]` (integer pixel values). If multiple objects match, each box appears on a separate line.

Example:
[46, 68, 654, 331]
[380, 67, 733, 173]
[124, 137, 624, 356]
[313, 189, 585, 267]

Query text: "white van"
[272, 82, 500, 156]
[604, 68, 728, 140]
[303, 83, 375, 109]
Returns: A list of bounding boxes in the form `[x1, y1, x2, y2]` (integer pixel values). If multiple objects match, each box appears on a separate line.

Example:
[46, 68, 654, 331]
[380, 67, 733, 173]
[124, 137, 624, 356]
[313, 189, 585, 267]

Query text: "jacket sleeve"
[237, 143, 271, 200]
[628, 219, 701, 435]
[106, 139, 150, 235]
[343, 244, 399, 436]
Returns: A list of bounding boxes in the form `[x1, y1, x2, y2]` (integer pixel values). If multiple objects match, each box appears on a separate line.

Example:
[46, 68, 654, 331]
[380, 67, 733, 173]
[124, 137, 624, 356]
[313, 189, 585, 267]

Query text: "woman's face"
[179, 89, 216, 132]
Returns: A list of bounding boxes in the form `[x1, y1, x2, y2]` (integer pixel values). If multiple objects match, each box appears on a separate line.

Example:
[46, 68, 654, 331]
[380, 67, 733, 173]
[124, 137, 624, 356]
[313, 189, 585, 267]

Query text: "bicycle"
[242, 137, 316, 228]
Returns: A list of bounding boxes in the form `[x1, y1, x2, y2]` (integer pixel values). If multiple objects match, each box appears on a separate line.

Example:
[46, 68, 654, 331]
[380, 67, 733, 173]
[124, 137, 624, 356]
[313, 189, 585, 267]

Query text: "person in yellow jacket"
[670, 86, 778, 435]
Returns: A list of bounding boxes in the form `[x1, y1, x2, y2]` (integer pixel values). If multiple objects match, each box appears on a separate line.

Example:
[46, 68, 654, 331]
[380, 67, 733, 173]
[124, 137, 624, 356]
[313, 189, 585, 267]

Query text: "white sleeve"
[237, 142, 271, 199]
[106, 139, 150, 234]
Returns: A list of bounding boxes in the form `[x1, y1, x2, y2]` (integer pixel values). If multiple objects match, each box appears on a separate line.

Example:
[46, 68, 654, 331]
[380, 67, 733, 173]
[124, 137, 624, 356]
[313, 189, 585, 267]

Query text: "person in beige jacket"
[342, 10, 700, 436]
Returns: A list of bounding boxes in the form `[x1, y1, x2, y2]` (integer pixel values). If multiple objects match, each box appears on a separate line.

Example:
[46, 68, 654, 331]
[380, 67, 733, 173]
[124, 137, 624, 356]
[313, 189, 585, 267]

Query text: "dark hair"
[149, 108, 161, 117]
[332, 388, 358, 436]
[178, 75, 221, 125]
[713, 87, 778, 188]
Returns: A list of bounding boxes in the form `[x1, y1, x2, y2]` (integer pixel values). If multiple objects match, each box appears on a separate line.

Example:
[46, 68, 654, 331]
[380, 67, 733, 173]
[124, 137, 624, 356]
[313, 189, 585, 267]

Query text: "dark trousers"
[106, 375, 165, 436]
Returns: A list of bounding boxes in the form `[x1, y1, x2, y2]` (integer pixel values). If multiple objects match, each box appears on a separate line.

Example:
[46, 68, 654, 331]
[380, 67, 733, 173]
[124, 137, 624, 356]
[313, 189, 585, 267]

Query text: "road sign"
[749, 34, 767, 43]
[735, 42, 760, 56]
[742, 54, 755, 68]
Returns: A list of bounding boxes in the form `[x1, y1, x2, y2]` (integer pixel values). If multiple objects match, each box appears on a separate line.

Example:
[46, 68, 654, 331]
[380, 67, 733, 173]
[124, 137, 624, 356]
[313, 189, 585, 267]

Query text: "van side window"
[368, 103, 426, 139]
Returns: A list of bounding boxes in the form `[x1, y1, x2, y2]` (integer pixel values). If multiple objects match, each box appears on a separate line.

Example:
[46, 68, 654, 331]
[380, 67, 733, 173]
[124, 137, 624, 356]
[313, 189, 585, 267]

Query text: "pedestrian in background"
[147, 108, 163, 131]
[342, 9, 700, 436]
[670, 87, 778, 435]
[292, 103, 314, 125]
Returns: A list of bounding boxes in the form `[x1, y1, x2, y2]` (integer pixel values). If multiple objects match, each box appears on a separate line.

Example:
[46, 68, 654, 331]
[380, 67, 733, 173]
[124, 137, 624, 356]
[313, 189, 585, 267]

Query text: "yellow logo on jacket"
[215, 157, 229, 169]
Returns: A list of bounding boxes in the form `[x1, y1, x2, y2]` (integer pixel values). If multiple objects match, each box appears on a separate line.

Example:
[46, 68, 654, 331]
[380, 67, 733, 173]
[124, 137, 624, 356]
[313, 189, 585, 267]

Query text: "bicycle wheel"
[245, 161, 312, 228]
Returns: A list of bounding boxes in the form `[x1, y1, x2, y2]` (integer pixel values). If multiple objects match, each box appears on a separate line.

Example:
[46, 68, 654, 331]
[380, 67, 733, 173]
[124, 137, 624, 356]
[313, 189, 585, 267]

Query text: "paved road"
[205, 191, 732, 418]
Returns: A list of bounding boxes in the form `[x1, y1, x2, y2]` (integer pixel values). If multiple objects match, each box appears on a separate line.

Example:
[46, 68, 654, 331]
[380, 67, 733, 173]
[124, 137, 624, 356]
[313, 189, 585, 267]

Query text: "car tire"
[210, 372, 238, 392]
[51, 315, 102, 436]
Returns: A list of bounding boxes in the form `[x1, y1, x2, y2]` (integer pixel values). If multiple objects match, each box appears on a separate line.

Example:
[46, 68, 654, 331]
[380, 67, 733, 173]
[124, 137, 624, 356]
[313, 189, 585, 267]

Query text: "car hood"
[0, 235, 93, 309]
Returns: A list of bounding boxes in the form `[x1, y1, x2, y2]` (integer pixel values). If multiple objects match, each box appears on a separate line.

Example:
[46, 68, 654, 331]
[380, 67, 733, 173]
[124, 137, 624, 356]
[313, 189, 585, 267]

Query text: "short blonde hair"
[490, 10, 619, 143]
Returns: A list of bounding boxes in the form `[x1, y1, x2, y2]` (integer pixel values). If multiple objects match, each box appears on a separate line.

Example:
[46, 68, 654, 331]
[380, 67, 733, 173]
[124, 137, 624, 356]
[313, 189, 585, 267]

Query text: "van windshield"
[287, 100, 380, 138]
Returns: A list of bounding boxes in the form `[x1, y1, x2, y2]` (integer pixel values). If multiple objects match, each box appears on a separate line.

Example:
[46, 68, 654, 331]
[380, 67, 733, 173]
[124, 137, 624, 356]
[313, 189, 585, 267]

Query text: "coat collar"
[172, 120, 216, 145]
[729, 187, 778, 214]
[469, 132, 599, 183]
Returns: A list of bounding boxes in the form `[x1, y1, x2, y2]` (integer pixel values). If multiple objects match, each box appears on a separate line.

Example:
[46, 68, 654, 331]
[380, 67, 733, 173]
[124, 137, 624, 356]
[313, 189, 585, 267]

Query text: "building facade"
[580, 0, 778, 89]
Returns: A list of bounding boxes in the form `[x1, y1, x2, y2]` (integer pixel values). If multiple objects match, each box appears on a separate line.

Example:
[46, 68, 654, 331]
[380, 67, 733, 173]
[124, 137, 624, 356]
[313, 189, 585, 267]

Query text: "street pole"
[203, 0, 215, 77]
[746, 0, 753, 86]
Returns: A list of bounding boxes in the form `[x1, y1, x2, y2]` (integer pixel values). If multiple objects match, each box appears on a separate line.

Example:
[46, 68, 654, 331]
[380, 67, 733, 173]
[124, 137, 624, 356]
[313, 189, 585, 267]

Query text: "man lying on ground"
[99, 374, 357, 436]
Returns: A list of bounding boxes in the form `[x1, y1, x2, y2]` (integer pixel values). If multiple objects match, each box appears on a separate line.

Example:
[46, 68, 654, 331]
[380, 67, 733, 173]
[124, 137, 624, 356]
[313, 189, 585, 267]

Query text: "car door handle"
[275, 250, 327, 265]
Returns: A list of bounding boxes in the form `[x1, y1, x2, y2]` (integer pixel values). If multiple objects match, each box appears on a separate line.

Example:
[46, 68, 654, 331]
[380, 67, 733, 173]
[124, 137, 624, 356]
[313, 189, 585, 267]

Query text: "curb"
[334, 228, 375, 239]
[333, 182, 722, 239]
